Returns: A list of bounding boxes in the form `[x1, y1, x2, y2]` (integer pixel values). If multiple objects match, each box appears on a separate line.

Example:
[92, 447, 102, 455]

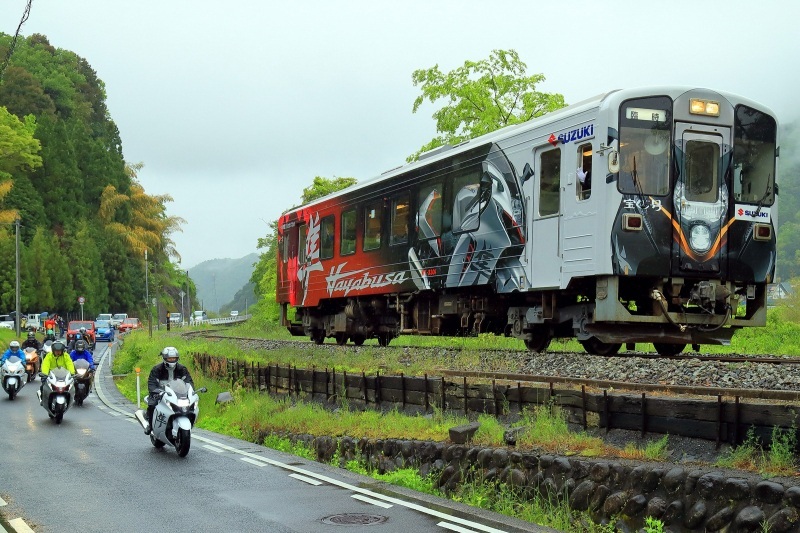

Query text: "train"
[276, 86, 778, 355]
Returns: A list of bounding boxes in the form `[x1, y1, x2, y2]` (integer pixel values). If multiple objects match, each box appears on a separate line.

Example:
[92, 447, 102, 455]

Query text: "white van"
[191, 310, 208, 324]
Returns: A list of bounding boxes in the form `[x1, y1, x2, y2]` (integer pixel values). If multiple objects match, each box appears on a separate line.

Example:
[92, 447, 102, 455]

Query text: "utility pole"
[185, 270, 190, 324]
[15, 219, 20, 337]
[145, 249, 151, 338]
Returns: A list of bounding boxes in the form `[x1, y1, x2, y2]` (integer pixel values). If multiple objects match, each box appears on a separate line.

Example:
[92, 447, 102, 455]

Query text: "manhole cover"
[321, 513, 389, 526]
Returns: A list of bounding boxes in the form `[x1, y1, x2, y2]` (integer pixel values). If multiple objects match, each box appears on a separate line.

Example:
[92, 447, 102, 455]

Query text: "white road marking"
[0, 496, 6, 506]
[289, 473, 322, 486]
[240, 457, 266, 467]
[352, 494, 393, 508]
[8, 518, 35, 532]
[438, 523, 482, 533]
[193, 435, 509, 533]
[203, 444, 224, 453]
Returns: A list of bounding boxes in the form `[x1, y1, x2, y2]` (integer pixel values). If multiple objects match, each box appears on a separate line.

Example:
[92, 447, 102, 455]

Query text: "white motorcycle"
[37, 368, 75, 423]
[134, 379, 206, 457]
[1, 355, 26, 400]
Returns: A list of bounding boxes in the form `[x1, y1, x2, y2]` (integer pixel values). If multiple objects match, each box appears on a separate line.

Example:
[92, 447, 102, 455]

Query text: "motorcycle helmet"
[9, 340, 20, 352]
[52, 341, 65, 355]
[75, 340, 86, 352]
[161, 346, 179, 369]
[27, 331, 36, 340]
[79, 327, 87, 335]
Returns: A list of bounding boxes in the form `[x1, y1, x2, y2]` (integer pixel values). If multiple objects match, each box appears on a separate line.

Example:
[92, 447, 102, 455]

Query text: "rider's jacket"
[41, 352, 76, 375]
[69, 349, 95, 370]
[147, 362, 193, 396]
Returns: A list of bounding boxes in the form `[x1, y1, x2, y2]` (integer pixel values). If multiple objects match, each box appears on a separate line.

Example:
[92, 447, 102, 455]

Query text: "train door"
[294, 222, 307, 304]
[528, 145, 562, 288]
[561, 141, 596, 277]
[672, 123, 731, 274]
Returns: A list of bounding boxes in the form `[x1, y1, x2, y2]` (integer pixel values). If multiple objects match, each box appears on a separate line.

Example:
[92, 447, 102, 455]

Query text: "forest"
[0, 33, 189, 318]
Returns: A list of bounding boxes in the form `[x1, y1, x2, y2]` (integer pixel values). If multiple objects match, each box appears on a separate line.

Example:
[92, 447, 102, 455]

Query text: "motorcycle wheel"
[55, 412, 63, 424]
[150, 433, 166, 449]
[75, 395, 83, 407]
[27, 373, 33, 383]
[176, 428, 191, 457]
[8, 389, 16, 401]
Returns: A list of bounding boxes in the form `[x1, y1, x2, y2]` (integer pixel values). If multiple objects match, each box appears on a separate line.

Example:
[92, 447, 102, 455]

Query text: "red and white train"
[277, 87, 778, 354]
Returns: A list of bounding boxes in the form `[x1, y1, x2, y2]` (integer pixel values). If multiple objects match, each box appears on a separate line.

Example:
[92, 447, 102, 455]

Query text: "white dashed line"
[240, 457, 266, 467]
[202, 444, 225, 453]
[8, 518, 35, 532]
[351, 494, 393, 508]
[289, 473, 323, 486]
[0, 496, 6, 506]
[437, 522, 482, 533]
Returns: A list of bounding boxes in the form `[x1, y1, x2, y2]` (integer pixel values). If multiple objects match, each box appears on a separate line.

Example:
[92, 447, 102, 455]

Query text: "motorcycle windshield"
[51, 368, 70, 380]
[168, 379, 190, 399]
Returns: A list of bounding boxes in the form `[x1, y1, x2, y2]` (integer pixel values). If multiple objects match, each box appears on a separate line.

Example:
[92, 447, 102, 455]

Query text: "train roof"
[289, 86, 777, 213]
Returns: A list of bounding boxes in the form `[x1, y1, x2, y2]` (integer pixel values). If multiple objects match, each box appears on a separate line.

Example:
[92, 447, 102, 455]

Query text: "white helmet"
[161, 346, 179, 369]
[9, 340, 20, 352]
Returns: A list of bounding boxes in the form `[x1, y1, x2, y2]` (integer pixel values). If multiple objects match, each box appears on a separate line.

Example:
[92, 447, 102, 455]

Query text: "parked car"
[67, 320, 96, 350]
[230, 310, 239, 317]
[118, 317, 142, 333]
[169, 312, 182, 325]
[96, 313, 113, 322]
[110, 313, 128, 329]
[94, 320, 115, 342]
[0, 314, 14, 329]
[191, 310, 208, 324]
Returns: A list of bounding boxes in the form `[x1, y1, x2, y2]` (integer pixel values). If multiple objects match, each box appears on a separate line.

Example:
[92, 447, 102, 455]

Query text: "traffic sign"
[78, 296, 85, 304]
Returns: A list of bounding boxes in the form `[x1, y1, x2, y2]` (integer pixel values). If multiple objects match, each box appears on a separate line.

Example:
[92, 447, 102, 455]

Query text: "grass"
[715, 426, 797, 477]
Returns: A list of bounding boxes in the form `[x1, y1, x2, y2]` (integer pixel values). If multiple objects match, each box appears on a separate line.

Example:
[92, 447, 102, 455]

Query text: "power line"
[0, 0, 34, 84]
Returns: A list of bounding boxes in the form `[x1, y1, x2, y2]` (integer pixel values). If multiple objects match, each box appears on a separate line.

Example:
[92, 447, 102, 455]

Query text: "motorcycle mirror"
[198, 387, 208, 393]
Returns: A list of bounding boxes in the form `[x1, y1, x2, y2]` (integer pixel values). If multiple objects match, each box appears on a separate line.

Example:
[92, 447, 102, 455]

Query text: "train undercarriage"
[284, 275, 767, 354]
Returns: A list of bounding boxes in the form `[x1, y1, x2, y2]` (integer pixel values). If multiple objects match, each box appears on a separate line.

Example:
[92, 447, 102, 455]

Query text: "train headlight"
[689, 224, 712, 253]
[690, 99, 720, 117]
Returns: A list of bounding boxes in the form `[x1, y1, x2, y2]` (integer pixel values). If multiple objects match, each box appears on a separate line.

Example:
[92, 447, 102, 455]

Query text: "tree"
[409, 49, 566, 161]
[301, 176, 357, 204]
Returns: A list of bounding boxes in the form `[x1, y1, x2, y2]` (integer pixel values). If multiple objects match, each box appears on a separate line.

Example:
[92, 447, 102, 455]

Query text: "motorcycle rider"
[21, 331, 42, 351]
[144, 346, 194, 435]
[1, 340, 23, 364]
[39, 341, 76, 400]
[69, 339, 95, 369]
[68, 327, 90, 351]
[70, 339, 95, 395]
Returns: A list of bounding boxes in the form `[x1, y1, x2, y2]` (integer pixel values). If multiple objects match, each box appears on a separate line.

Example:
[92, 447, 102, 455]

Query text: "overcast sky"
[1, 0, 798, 268]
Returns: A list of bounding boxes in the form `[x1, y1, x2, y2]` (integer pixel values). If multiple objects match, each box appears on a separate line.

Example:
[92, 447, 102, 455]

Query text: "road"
[0, 342, 552, 533]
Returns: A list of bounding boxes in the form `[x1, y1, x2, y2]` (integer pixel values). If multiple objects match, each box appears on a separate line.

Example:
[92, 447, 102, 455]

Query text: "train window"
[320, 215, 335, 260]
[390, 194, 409, 245]
[281, 234, 288, 263]
[298, 223, 307, 264]
[576, 143, 592, 200]
[451, 167, 481, 233]
[363, 202, 382, 251]
[734, 105, 776, 205]
[340, 209, 356, 255]
[685, 140, 719, 203]
[417, 182, 442, 240]
[618, 96, 672, 196]
[539, 148, 561, 216]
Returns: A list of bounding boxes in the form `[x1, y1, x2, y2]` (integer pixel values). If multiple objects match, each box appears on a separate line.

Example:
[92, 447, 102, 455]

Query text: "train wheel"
[653, 343, 686, 356]
[335, 333, 348, 346]
[523, 327, 551, 353]
[377, 334, 391, 347]
[351, 335, 365, 346]
[580, 337, 622, 356]
[311, 331, 325, 345]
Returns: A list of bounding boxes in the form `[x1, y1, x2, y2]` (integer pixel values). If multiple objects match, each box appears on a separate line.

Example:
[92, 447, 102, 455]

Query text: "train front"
[604, 89, 777, 346]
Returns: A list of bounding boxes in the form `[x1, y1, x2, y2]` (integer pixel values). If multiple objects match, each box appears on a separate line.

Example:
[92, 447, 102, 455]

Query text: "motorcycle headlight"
[689, 224, 712, 253]
[76, 369, 87, 376]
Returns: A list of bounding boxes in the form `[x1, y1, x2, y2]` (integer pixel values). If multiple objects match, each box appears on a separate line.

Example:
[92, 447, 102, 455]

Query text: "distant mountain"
[189, 254, 259, 313]
[219, 281, 259, 315]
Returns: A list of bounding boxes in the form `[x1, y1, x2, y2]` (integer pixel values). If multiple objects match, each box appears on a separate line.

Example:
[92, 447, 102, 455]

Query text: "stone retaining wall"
[277, 432, 800, 532]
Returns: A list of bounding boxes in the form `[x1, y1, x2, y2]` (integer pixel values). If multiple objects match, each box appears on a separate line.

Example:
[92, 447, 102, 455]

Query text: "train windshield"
[618, 96, 672, 196]
[733, 105, 776, 205]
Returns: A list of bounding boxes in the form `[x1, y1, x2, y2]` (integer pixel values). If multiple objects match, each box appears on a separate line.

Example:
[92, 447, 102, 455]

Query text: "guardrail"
[186, 314, 252, 326]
